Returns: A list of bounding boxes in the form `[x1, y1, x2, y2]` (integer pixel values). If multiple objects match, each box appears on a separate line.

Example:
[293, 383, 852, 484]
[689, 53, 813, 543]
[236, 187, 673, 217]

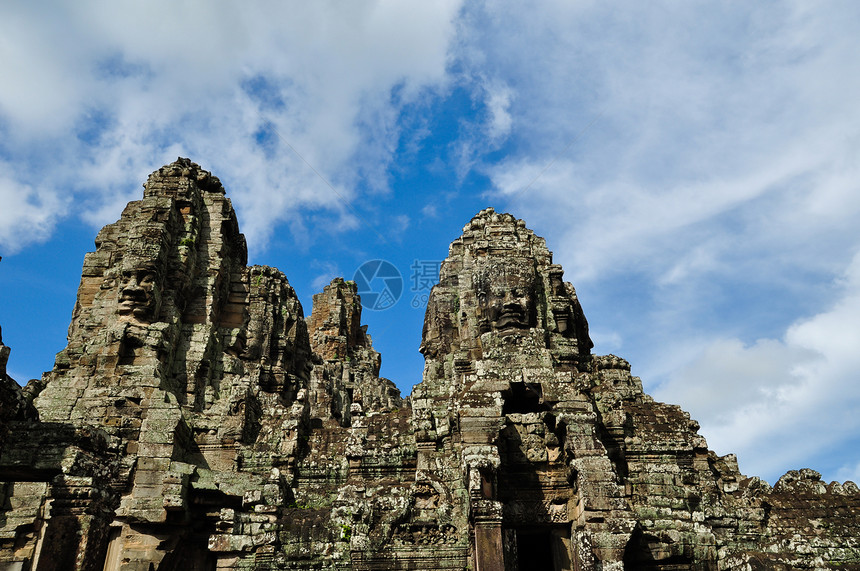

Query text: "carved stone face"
[117, 267, 160, 321]
[475, 261, 537, 333]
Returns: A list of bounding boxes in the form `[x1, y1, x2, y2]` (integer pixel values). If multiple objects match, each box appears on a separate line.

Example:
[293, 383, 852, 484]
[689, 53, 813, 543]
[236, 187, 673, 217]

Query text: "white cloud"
[391, 214, 411, 235]
[0, 170, 68, 254]
[484, 82, 513, 142]
[654, 252, 860, 482]
[310, 261, 343, 294]
[0, 0, 465, 252]
[459, 1, 860, 283]
[446, 1, 860, 482]
[836, 460, 860, 485]
[589, 329, 622, 355]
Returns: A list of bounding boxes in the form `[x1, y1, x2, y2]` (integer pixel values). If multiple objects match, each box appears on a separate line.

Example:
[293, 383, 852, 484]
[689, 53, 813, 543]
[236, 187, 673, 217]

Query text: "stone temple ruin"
[1, 158, 859, 570]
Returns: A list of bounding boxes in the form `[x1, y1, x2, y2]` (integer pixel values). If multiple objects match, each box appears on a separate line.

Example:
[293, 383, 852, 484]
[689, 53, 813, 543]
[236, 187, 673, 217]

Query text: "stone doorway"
[505, 525, 572, 571]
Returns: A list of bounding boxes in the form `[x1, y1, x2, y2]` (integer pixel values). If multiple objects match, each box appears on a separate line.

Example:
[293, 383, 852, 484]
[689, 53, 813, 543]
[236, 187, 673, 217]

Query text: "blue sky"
[2, 1, 860, 485]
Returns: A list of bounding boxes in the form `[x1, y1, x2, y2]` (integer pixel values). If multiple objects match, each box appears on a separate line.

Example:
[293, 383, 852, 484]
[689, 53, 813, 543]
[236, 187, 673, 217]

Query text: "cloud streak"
[449, 1, 860, 481]
[655, 252, 860, 481]
[0, 0, 464, 253]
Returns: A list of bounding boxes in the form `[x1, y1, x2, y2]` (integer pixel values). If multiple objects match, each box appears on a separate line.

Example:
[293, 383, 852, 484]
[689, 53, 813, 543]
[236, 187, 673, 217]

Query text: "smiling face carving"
[475, 260, 537, 333]
[117, 267, 161, 322]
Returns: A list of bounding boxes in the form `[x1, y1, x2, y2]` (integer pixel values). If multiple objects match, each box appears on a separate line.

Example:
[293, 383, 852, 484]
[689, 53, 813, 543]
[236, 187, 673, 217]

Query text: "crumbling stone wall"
[0, 327, 38, 444]
[1, 161, 859, 570]
[307, 278, 402, 426]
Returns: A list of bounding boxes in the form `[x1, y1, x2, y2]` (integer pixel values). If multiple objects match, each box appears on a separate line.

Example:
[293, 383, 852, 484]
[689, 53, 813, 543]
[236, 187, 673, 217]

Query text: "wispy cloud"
[310, 261, 343, 294]
[655, 252, 860, 482]
[0, 168, 68, 254]
[837, 460, 860, 485]
[449, 1, 860, 481]
[0, 0, 465, 253]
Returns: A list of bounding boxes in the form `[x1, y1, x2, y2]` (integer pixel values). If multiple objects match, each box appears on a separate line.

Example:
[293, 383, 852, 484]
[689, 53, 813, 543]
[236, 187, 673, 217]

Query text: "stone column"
[33, 477, 111, 571]
[472, 499, 505, 571]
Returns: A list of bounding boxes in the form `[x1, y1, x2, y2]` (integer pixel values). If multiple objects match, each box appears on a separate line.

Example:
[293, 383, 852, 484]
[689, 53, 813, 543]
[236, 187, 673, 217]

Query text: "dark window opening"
[509, 526, 572, 571]
[503, 382, 549, 414]
[118, 336, 144, 366]
[517, 529, 554, 571]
